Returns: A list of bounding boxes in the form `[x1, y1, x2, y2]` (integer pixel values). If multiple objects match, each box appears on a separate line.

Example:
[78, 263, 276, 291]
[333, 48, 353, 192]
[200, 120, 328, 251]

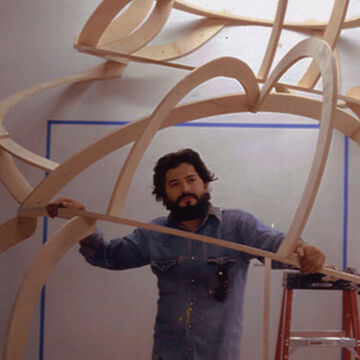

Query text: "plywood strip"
[3, 216, 96, 360]
[0, 138, 58, 172]
[257, 38, 338, 258]
[134, 18, 225, 61]
[0, 217, 38, 255]
[257, 0, 288, 81]
[173, 0, 359, 32]
[298, 0, 349, 89]
[106, 57, 259, 216]
[76, 0, 133, 46]
[0, 149, 33, 203]
[19, 207, 360, 284]
[75, 45, 360, 111]
[99, 0, 154, 46]
[346, 86, 360, 116]
[100, 0, 174, 54]
[0, 62, 125, 171]
[75, 44, 195, 71]
[263, 258, 272, 360]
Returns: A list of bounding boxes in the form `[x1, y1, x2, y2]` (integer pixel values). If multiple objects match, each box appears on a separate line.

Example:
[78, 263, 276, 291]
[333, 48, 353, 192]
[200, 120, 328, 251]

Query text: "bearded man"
[47, 148, 325, 360]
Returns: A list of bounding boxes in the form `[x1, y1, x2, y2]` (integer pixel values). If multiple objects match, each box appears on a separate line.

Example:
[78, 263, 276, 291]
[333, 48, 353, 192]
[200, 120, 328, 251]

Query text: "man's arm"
[235, 209, 326, 273]
[46, 198, 151, 270]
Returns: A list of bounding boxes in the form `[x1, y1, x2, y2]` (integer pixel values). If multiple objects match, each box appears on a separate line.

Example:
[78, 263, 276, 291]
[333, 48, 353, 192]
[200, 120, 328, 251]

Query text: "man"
[47, 148, 325, 360]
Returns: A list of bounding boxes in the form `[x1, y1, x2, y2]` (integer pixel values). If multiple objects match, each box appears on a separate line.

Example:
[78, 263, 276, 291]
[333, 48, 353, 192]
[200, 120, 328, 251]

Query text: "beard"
[165, 192, 211, 221]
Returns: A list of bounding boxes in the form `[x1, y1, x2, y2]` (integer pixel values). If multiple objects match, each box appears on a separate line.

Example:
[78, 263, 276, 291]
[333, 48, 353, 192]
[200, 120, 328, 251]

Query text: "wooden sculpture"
[2, 36, 360, 360]
[2, 1, 360, 359]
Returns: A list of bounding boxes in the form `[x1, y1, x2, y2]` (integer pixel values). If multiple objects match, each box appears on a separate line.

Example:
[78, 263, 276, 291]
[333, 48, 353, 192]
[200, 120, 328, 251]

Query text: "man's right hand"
[46, 197, 85, 218]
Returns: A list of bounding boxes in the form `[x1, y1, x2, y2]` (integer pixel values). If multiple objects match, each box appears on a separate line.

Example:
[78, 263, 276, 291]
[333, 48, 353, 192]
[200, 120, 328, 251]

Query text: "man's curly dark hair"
[152, 148, 217, 203]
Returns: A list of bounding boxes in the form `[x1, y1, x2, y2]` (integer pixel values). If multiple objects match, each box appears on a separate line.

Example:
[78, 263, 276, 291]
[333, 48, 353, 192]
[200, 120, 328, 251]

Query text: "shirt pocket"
[151, 258, 178, 272]
[207, 256, 237, 267]
[151, 258, 180, 295]
[207, 256, 237, 302]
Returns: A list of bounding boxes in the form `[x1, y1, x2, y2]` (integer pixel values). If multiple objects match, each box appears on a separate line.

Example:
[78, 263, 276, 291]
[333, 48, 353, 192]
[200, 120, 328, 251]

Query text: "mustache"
[176, 193, 199, 204]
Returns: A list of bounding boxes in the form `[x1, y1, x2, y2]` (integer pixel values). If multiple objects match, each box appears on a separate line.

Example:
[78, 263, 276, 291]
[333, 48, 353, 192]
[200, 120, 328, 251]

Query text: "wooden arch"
[3, 36, 360, 360]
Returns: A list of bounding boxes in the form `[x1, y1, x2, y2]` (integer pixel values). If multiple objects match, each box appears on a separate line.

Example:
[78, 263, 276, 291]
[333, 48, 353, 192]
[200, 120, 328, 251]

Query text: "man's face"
[164, 162, 210, 221]
[165, 162, 209, 206]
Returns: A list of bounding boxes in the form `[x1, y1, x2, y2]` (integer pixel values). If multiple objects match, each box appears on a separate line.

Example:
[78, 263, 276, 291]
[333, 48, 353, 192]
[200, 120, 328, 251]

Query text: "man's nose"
[181, 182, 191, 193]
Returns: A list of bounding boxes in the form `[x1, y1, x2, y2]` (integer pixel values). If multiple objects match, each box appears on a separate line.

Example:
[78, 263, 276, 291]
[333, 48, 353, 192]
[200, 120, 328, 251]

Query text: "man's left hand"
[295, 242, 326, 273]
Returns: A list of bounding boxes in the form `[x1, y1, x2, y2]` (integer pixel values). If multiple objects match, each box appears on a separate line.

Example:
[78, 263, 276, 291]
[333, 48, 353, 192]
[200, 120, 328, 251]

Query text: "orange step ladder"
[275, 271, 360, 360]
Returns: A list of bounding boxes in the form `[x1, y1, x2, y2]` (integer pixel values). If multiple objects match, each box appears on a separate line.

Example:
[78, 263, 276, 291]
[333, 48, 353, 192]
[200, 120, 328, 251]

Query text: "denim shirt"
[80, 206, 287, 360]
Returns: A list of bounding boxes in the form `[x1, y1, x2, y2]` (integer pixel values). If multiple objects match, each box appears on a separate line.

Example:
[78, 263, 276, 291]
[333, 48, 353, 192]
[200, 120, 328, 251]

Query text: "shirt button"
[188, 324, 193, 329]
[190, 256, 195, 260]
[190, 278, 195, 283]
[189, 301, 194, 306]
[188, 346, 193, 351]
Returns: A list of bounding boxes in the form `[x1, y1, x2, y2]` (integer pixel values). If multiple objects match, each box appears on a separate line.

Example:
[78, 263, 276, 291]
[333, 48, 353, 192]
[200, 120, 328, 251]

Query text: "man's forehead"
[165, 163, 199, 182]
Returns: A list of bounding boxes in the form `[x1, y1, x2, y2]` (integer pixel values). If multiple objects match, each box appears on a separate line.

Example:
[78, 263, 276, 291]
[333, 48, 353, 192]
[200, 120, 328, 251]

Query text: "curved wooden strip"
[134, 18, 225, 61]
[3, 216, 96, 360]
[78, 42, 360, 109]
[19, 206, 360, 284]
[346, 86, 360, 117]
[345, 87, 360, 143]
[298, 0, 349, 89]
[258, 37, 337, 258]
[0, 61, 125, 171]
[106, 57, 259, 216]
[75, 43, 195, 71]
[98, 0, 154, 47]
[0, 149, 33, 203]
[0, 217, 38, 255]
[0, 138, 58, 172]
[174, 0, 360, 32]
[76, 0, 132, 46]
[100, 0, 174, 54]
[257, 0, 288, 81]
[263, 258, 272, 360]
[20, 92, 360, 211]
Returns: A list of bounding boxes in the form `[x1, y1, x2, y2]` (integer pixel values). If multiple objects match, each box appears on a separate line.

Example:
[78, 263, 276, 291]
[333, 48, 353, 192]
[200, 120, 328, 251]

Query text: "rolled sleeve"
[79, 227, 151, 270]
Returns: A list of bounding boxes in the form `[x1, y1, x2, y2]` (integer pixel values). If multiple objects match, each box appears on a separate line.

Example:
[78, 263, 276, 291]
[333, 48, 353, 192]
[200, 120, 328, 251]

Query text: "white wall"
[1, 1, 360, 359]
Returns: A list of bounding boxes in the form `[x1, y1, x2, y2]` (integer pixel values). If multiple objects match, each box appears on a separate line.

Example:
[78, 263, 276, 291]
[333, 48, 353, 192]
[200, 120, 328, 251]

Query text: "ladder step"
[291, 330, 345, 337]
[290, 336, 356, 348]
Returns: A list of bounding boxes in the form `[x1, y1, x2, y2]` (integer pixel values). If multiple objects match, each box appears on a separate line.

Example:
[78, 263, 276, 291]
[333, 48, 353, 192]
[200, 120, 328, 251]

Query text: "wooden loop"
[257, 37, 338, 258]
[99, 0, 174, 55]
[106, 56, 259, 216]
[134, 18, 225, 61]
[76, 0, 133, 46]
[0, 62, 125, 217]
[98, 0, 154, 47]
[20, 91, 360, 211]
[3, 216, 96, 360]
